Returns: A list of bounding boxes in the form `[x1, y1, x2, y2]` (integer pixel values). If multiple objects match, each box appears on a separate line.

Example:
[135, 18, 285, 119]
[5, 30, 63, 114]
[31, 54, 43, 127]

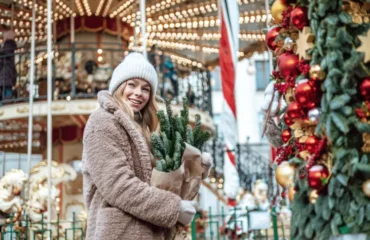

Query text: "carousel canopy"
[0, 0, 268, 67]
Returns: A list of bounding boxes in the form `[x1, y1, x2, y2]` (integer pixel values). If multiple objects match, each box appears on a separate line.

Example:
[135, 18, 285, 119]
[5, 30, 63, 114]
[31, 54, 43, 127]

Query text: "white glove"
[177, 200, 197, 225]
[201, 152, 213, 179]
[261, 81, 280, 117]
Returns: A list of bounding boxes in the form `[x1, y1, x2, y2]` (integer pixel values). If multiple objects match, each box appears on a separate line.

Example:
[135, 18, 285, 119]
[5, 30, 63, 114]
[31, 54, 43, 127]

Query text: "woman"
[82, 52, 197, 240]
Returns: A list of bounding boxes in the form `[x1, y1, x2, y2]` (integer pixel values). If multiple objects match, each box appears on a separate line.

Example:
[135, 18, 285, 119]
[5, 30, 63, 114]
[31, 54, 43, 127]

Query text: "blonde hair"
[111, 81, 159, 144]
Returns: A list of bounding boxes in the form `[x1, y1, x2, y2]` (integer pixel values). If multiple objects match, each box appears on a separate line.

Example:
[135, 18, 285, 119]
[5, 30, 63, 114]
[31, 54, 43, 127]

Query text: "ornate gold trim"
[78, 104, 96, 110]
[16, 106, 29, 113]
[51, 104, 66, 111]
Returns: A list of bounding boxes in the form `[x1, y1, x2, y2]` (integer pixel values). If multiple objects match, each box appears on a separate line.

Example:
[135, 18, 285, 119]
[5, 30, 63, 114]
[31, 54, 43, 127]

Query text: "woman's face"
[122, 79, 151, 112]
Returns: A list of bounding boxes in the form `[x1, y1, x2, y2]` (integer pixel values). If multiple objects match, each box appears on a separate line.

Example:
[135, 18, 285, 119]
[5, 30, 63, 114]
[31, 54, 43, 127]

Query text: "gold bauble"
[271, 0, 288, 24]
[309, 64, 326, 81]
[362, 179, 370, 197]
[275, 162, 295, 188]
[288, 185, 296, 202]
[285, 87, 295, 104]
[309, 190, 319, 204]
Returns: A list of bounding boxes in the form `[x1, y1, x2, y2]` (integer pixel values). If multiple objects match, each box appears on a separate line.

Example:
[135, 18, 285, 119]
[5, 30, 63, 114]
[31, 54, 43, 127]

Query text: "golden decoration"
[362, 179, 370, 197]
[271, 0, 288, 24]
[295, 27, 315, 60]
[285, 88, 295, 104]
[357, 29, 370, 63]
[309, 190, 319, 204]
[16, 106, 29, 113]
[309, 64, 326, 81]
[0, 110, 3, 116]
[299, 150, 311, 160]
[361, 132, 370, 153]
[51, 104, 66, 111]
[78, 104, 97, 110]
[290, 120, 316, 142]
[288, 185, 296, 202]
[275, 162, 295, 188]
[342, 1, 370, 24]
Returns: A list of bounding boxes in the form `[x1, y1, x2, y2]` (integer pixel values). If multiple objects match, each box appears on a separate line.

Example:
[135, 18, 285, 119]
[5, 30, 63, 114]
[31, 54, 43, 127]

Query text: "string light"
[95, 0, 105, 16]
[82, 0, 92, 16]
[111, 0, 135, 18]
[102, 0, 114, 17]
[75, 0, 85, 16]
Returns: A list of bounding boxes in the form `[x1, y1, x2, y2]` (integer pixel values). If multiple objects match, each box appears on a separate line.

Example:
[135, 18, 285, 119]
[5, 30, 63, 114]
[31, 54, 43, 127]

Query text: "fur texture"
[82, 90, 181, 240]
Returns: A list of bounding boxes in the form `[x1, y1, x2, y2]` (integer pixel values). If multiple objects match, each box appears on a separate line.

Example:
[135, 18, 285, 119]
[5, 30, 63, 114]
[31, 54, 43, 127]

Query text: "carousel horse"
[0, 169, 27, 225]
[24, 160, 77, 240]
[25, 160, 77, 223]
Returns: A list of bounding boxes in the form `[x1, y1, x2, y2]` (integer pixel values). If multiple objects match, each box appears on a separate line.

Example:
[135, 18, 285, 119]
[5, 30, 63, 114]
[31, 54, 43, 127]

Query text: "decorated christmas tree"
[151, 98, 211, 172]
[265, 0, 370, 239]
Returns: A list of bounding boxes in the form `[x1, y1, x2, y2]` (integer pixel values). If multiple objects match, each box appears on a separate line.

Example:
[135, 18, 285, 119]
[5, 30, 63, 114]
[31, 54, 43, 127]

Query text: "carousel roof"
[0, 0, 268, 67]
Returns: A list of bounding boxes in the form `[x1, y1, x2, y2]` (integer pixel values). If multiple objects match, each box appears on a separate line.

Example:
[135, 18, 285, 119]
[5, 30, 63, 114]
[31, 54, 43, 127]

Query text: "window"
[255, 60, 270, 91]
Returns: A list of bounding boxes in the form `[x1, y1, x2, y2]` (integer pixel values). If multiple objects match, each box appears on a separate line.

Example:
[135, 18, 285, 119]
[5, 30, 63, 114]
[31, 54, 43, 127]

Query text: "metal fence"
[1, 207, 289, 240]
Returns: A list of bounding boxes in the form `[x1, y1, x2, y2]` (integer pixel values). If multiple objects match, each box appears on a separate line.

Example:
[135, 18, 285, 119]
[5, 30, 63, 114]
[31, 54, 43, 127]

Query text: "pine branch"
[173, 131, 183, 170]
[181, 97, 189, 129]
[156, 160, 164, 171]
[193, 114, 202, 145]
[175, 116, 185, 139]
[186, 125, 194, 145]
[151, 133, 165, 159]
[165, 155, 174, 171]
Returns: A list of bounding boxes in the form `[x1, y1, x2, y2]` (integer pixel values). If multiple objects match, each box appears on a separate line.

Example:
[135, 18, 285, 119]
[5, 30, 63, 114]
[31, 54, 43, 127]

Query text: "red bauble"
[290, 6, 308, 30]
[281, 191, 287, 198]
[305, 136, 319, 153]
[281, 129, 292, 143]
[307, 164, 330, 191]
[265, 27, 281, 51]
[287, 102, 305, 119]
[277, 53, 300, 79]
[295, 80, 321, 109]
[284, 113, 294, 126]
[359, 77, 370, 101]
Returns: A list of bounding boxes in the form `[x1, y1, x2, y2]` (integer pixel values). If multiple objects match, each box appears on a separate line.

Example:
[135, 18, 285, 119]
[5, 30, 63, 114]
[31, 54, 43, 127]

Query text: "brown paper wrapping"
[151, 143, 205, 240]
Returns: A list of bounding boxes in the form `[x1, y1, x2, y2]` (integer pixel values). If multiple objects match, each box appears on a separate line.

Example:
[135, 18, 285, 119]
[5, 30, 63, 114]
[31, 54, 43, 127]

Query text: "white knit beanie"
[109, 52, 158, 94]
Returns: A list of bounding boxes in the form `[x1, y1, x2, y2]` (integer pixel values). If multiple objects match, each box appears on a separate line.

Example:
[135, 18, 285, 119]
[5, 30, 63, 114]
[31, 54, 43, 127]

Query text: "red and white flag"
[219, 0, 240, 206]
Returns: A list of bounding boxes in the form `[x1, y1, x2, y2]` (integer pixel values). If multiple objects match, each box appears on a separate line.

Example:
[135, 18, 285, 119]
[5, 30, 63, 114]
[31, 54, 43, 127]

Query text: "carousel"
[0, 0, 269, 239]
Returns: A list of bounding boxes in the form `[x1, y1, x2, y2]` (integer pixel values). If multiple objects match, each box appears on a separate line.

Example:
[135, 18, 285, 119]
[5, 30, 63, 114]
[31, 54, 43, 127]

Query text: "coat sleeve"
[83, 124, 181, 228]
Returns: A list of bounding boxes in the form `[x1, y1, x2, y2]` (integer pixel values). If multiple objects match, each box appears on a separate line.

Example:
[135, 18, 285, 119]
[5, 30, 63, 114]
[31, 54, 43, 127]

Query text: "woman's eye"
[143, 88, 150, 92]
[128, 83, 135, 87]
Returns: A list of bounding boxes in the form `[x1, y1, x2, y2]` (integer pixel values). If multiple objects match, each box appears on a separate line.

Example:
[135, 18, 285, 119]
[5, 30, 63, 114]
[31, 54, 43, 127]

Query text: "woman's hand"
[178, 200, 197, 225]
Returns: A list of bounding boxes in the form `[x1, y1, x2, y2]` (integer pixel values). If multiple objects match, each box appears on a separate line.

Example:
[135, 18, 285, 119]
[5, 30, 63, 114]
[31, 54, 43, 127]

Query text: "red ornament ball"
[281, 129, 292, 143]
[295, 80, 321, 109]
[287, 102, 305, 120]
[265, 27, 282, 51]
[307, 164, 330, 191]
[281, 191, 287, 198]
[359, 77, 370, 101]
[277, 53, 300, 79]
[290, 6, 308, 30]
[305, 136, 319, 153]
[284, 113, 294, 126]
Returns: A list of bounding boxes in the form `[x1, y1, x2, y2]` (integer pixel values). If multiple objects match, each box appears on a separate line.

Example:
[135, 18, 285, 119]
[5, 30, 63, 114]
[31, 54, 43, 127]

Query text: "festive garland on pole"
[265, 0, 370, 239]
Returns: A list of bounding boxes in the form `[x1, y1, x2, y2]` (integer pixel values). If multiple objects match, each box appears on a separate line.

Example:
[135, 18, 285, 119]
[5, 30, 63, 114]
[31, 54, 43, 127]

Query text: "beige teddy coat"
[82, 91, 181, 240]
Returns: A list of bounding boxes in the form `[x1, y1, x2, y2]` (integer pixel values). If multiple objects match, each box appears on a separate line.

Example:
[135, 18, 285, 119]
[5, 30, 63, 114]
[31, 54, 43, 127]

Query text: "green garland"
[290, 0, 370, 239]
